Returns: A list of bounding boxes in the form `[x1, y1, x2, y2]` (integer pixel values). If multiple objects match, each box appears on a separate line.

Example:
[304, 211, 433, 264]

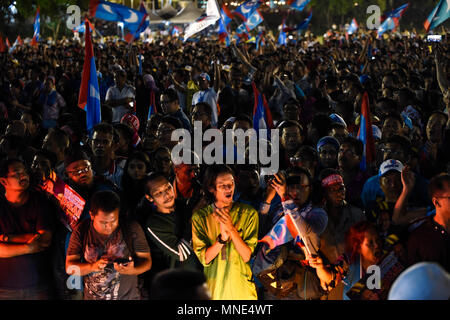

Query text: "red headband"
[321, 174, 344, 187]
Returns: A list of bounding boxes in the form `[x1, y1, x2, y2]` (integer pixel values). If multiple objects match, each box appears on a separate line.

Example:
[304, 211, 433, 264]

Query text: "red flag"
[357, 92, 375, 170]
[5, 38, 10, 48]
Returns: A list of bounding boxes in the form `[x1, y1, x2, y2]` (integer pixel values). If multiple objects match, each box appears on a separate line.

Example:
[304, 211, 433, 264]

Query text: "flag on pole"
[234, 0, 262, 22]
[287, 0, 310, 11]
[347, 18, 358, 35]
[73, 19, 95, 33]
[147, 91, 157, 121]
[89, 0, 147, 34]
[183, 0, 220, 41]
[124, 1, 149, 43]
[78, 20, 102, 134]
[9, 36, 22, 54]
[221, 4, 234, 26]
[252, 82, 273, 135]
[377, 3, 409, 37]
[357, 92, 375, 171]
[30, 8, 40, 47]
[236, 9, 264, 35]
[296, 10, 312, 32]
[424, 0, 450, 32]
[278, 19, 287, 46]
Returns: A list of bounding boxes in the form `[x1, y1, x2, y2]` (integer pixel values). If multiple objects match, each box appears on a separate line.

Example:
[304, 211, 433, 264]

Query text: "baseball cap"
[329, 113, 347, 127]
[388, 262, 450, 300]
[198, 73, 210, 82]
[379, 159, 404, 177]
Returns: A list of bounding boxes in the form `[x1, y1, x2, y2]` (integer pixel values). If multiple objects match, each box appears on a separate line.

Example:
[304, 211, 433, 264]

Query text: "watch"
[217, 234, 228, 245]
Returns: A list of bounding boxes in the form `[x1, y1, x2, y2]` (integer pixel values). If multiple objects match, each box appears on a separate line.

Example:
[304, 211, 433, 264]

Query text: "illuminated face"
[359, 229, 382, 264]
[212, 173, 235, 206]
[0, 162, 29, 192]
[281, 126, 302, 152]
[146, 176, 175, 212]
[91, 208, 119, 237]
[66, 160, 94, 187]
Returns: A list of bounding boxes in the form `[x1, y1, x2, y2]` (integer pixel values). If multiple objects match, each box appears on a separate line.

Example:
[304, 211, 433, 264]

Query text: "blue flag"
[31, 8, 40, 46]
[78, 20, 101, 134]
[297, 11, 312, 32]
[424, 0, 450, 32]
[278, 19, 287, 46]
[252, 82, 273, 137]
[89, 0, 147, 34]
[287, 0, 310, 11]
[234, 0, 262, 22]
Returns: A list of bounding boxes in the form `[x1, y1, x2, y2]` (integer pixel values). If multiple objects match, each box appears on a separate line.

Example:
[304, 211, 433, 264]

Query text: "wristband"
[216, 234, 228, 245]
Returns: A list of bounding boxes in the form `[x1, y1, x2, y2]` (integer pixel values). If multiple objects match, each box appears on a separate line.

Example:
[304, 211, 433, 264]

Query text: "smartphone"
[264, 175, 275, 184]
[427, 35, 442, 43]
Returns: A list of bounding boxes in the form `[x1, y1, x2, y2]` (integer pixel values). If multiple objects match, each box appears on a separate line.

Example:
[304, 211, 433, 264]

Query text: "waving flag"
[73, 19, 95, 33]
[296, 10, 312, 32]
[5, 38, 10, 49]
[172, 26, 181, 37]
[234, 0, 262, 22]
[30, 8, 40, 47]
[347, 18, 358, 35]
[252, 82, 273, 138]
[287, 0, 310, 11]
[221, 4, 234, 26]
[124, 1, 149, 43]
[278, 19, 287, 46]
[9, 36, 22, 54]
[259, 203, 319, 256]
[377, 3, 409, 37]
[218, 5, 232, 45]
[78, 20, 101, 134]
[256, 31, 265, 50]
[424, 0, 450, 32]
[236, 9, 264, 34]
[357, 92, 375, 171]
[183, 0, 220, 41]
[89, 0, 147, 34]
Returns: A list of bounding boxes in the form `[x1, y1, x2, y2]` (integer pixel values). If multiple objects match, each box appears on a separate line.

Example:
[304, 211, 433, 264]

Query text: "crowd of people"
[0, 29, 449, 300]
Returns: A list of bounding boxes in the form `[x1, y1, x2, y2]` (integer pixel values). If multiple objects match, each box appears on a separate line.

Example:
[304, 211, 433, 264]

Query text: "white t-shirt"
[192, 87, 218, 128]
[105, 84, 136, 123]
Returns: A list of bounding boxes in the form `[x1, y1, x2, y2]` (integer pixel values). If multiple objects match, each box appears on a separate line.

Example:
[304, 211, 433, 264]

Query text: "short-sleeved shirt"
[192, 202, 259, 300]
[67, 220, 150, 300]
[105, 84, 136, 123]
[0, 191, 55, 289]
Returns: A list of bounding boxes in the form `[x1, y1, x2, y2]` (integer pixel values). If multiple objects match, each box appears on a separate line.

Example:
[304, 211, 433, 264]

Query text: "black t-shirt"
[0, 191, 55, 289]
[407, 216, 450, 272]
[67, 220, 150, 300]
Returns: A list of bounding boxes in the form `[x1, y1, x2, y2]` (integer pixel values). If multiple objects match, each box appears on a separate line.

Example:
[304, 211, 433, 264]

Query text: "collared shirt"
[105, 84, 136, 123]
[93, 160, 124, 190]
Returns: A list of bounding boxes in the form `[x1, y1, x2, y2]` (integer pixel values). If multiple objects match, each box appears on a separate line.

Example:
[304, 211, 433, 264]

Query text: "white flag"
[183, 0, 220, 41]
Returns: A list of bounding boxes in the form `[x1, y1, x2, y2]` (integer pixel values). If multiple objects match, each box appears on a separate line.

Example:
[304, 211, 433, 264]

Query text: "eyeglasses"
[67, 166, 91, 176]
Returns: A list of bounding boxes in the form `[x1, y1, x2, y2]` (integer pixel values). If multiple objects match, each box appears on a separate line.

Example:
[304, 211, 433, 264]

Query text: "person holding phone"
[66, 190, 151, 300]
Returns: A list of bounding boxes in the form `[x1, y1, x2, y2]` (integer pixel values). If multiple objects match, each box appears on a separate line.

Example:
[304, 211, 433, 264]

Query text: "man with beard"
[90, 123, 124, 190]
[0, 158, 55, 299]
[137, 172, 201, 298]
[318, 169, 365, 300]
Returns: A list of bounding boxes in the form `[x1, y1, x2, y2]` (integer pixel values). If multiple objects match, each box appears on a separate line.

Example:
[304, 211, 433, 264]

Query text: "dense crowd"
[0, 30, 449, 300]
